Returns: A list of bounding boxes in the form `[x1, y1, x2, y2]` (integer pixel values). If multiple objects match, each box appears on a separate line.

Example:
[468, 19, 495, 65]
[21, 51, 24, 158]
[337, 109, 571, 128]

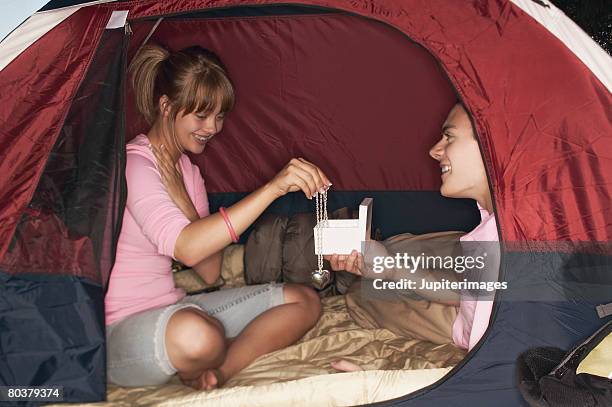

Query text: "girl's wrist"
[260, 181, 283, 201]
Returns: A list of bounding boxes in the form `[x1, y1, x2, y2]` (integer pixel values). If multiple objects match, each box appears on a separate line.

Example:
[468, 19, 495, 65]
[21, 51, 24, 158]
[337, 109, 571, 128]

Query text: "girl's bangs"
[185, 73, 235, 115]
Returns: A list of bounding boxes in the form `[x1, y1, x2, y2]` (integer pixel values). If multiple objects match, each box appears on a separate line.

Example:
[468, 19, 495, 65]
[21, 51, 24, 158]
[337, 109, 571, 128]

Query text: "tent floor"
[52, 245, 464, 406]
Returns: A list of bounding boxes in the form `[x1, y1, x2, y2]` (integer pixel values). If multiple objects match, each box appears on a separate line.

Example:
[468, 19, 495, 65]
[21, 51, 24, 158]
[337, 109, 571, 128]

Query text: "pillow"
[244, 213, 288, 284]
[173, 244, 245, 294]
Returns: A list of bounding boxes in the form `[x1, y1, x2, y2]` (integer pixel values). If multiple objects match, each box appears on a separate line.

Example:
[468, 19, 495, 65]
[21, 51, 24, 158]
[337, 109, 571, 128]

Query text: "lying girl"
[327, 103, 498, 356]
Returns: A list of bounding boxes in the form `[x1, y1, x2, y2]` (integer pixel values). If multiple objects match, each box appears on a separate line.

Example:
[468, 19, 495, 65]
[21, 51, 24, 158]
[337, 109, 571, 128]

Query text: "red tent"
[0, 0, 610, 405]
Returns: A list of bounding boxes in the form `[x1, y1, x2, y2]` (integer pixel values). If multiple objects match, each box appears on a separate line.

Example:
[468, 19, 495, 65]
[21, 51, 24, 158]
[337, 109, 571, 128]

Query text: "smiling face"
[173, 104, 225, 155]
[429, 104, 489, 203]
[154, 93, 226, 157]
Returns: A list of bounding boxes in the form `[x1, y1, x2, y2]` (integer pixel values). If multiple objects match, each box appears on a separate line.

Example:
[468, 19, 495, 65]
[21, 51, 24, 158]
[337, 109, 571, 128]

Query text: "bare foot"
[331, 359, 363, 372]
[179, 369, 225, 391]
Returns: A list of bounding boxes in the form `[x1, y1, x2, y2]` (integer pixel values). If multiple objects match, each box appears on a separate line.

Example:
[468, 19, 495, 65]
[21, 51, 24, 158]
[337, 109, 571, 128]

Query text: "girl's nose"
[203, 117, 218, 134]
[429, 138, 445, 161]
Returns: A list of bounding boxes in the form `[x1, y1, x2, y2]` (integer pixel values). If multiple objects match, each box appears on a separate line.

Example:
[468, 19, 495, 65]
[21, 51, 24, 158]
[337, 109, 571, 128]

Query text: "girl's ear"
[159, 95, 171, 118]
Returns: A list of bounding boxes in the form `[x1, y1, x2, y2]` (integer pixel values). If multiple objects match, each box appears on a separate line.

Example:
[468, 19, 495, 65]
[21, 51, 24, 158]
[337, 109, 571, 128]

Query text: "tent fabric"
[39, 0, 116, 12]
[1, 25, 126, 284]
[0, 23, 126, 406]
[123, 7, 483, 237]
[0, 8, 110, 258]
[1, 0, 609, 250]
[511, 0, 612, 91]
[129, 12, 459, 192]
[0, 0, 49, 43]
[0, 0, 117, 72]
[0, 8, 81, 73]
[114, 0, 612, 243]
[0, 6, 112, 260]
[2, 0, 611, 91]
[0, 275, 107, 404]
[0, 1, 610, 406]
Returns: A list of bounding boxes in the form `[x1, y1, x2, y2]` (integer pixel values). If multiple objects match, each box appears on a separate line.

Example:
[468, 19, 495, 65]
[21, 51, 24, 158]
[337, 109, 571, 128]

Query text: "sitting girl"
[105, 44, 331, 391]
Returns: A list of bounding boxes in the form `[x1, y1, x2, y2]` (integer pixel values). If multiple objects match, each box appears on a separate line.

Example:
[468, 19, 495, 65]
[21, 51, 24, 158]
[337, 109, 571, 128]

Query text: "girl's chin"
[441, 186, 473, 200]
[440, 185, 458, 198]
[186, 141, 206, 153]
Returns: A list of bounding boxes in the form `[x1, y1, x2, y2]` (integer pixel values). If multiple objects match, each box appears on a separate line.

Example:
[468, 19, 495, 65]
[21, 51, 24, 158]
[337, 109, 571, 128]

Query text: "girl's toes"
[204, 369, 223, 390]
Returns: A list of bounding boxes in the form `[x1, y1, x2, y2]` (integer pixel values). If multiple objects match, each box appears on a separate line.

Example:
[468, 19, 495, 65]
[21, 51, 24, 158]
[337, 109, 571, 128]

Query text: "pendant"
[312, 269, 331, 290]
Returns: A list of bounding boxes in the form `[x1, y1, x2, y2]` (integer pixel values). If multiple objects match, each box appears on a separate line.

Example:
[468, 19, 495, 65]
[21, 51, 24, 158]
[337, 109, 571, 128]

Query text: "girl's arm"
[175, 157, 330, 266]
[191, 251, 223, 285]
[174, 181, 281, 266]
[152, 145, 223, 283]
[152, 146, 330, 268]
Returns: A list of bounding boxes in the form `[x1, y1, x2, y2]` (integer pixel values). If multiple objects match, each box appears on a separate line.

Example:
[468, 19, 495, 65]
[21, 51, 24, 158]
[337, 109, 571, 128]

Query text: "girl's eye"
[216, 115, 225, 121]
[196, 115, 207, 120]
[444, 133, 453, 142]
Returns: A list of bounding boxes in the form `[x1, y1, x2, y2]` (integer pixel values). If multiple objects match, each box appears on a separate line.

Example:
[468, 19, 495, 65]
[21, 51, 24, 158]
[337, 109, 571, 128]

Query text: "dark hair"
[454, 102, 477, 140]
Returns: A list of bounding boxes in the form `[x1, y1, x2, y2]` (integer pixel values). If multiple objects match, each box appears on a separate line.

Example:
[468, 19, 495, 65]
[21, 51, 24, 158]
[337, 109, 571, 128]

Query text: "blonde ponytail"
[129, 44, 170, 125]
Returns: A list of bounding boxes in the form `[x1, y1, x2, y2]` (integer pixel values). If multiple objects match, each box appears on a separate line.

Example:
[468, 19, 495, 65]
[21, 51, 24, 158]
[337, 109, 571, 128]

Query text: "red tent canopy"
[0, 1, 610, 404]
[1, 0, 610, 261]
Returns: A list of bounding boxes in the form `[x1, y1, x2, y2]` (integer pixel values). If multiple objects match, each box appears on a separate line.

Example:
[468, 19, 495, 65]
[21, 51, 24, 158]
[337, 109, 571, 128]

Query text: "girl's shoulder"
[127, 134, 152, 150]
[126, 134, 155, 163]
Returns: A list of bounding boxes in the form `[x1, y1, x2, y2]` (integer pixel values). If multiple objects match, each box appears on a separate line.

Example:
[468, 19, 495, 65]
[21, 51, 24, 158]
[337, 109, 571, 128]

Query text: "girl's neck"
[477, 191, 493, 215]
[147, 121, 181, 164]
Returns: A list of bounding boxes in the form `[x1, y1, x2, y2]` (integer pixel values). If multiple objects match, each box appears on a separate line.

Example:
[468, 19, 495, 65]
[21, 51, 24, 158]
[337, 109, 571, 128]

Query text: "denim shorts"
[106, 283, 285, 387]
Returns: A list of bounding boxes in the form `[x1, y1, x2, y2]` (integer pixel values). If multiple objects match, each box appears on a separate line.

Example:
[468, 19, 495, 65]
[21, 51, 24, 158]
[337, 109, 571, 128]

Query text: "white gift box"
[313, 197, 373, 255]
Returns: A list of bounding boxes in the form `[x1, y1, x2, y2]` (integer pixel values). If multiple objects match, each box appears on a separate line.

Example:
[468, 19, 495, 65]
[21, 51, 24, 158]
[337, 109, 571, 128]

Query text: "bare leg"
[169, 284, 321, 390]
[215, 284, 321, 386]
[178, 337, 234, 390]
[165, 308, 226, 389]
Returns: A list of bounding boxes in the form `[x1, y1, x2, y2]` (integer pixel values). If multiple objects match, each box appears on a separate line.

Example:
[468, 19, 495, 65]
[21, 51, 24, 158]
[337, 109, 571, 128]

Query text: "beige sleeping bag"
[51, 244, 465, 407]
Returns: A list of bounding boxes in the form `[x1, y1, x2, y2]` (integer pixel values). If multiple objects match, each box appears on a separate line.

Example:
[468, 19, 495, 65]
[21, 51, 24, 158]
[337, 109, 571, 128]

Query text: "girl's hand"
[325, 250, 364, 276]
[268, 158, 332, 199]
[152, 145, 199, 222]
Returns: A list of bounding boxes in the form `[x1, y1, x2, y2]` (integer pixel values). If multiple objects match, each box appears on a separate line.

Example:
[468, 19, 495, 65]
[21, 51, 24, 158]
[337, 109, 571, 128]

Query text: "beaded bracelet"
[219, 207, 239, 243]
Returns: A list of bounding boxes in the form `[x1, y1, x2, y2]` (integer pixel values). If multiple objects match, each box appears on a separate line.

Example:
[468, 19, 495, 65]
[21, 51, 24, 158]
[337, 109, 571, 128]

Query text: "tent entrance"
[106, 6, 483, 404]
[127, 6, 481, 238]
[1, 5, 483, 404]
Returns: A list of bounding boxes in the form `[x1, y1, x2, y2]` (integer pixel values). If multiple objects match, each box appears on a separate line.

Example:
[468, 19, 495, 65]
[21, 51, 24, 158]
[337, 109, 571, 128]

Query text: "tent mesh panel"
[1, 29, 126, 289]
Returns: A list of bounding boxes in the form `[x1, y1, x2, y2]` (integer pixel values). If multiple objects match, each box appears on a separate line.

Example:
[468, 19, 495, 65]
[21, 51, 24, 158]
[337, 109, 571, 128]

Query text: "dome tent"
[0, 0, 610, 405]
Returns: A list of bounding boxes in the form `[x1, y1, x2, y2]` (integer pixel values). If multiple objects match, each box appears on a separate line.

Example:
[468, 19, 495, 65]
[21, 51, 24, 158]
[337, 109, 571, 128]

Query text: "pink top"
[451, 203, 499, 350]
[105, 134, 209, 326]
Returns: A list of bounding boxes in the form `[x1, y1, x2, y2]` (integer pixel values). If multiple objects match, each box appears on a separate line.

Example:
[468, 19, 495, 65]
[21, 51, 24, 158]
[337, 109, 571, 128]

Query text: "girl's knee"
[166, 308, 226, 366]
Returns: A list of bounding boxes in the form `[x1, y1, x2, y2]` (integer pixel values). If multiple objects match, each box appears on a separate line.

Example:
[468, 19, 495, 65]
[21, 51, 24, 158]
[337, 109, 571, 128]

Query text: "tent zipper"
[552, 321, 612, 378]
[106, 19, 131, 293]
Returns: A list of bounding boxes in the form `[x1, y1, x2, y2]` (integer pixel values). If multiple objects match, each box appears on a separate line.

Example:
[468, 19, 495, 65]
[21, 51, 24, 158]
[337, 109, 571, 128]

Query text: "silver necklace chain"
[315, 190, 328, 271]
[312, 190, 331, 290]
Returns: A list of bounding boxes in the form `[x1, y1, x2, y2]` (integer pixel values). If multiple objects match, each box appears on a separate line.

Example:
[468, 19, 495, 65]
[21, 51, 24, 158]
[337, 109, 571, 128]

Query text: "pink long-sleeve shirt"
[451, 204, 499, 351]
[105, 134, 209, 326]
